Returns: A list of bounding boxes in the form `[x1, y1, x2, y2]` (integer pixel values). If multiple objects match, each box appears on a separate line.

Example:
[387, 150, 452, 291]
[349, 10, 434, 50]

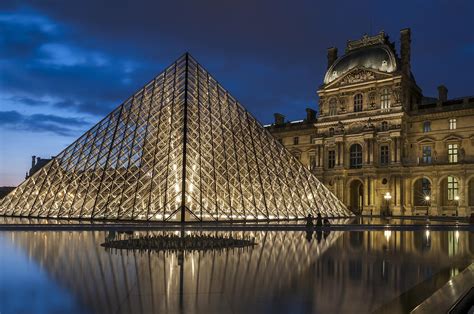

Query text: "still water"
[0, 229, 473, 314]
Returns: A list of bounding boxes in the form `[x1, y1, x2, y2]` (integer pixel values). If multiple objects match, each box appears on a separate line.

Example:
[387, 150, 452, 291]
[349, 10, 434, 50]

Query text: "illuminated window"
[448, 144, 458, 163]
[353, 94, 363, 112]
[293, 137, 299, 145]
[421, 178, 431, 195]
[329, 98, 337, 116]
[380, 145, 389, 165]
[422, 146, 432, 164]
[381, 88, 391, 110]
[328, 150, 336, 169]
[449, 118, 456, 130]
[350, 144, 363, 168]
[368, 92, 376, 108]
[447, 176, 458, 201]
[423, 121, 431, 133]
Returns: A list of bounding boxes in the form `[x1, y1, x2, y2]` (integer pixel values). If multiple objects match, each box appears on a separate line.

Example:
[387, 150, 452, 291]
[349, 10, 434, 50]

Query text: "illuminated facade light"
[0, 53, 351, 222]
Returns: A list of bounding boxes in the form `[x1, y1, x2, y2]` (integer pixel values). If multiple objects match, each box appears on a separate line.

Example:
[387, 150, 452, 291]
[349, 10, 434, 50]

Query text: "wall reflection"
[2, 230, 473, 313]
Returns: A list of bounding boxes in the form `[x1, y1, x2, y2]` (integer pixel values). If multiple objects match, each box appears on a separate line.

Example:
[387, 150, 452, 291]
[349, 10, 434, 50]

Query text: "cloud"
[0, 110, 90, 136]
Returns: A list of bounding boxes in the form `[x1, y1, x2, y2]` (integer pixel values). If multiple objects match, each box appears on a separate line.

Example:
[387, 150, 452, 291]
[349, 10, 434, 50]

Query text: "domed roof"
[324, 45, 398, 84]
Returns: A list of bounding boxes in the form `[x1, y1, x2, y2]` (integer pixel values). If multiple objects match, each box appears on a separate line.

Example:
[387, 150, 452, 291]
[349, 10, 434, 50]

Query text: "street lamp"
[454, 195, 460, 216]
[384, 192, 392, 216]
[424, 195, 431, 216]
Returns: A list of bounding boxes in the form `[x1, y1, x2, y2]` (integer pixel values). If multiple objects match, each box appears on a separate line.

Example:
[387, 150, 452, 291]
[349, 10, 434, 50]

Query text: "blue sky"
[0, 0, 473, 186]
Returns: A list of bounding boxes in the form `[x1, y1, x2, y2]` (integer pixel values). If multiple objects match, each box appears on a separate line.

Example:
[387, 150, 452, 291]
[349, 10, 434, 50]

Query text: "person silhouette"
[316, 213, 323, 227]
[323, 218, 331, 226]
[305, 214, 314, 228]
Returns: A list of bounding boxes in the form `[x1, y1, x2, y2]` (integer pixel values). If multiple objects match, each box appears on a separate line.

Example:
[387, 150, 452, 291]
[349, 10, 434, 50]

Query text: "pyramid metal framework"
[0, 53, 351, 221]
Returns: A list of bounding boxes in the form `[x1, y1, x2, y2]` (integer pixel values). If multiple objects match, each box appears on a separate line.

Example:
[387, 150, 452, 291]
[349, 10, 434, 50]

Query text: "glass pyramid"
[0, 53, 351, 221]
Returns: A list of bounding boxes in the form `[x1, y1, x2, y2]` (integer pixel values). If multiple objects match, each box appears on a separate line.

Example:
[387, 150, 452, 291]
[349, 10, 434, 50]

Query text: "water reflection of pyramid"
[0, 53, 351, 221]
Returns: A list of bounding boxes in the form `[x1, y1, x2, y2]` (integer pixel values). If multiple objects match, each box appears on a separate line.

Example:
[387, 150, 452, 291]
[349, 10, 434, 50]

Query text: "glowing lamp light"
[384, 230, 391, 242]
[454, 195, 460, 201]
[424, 195, 430, 201]
[384, 192, 392, 200]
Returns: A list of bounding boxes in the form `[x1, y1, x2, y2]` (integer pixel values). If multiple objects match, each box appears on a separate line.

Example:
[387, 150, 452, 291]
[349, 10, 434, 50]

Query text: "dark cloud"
[0, 110, 89, 136]
[0, 0, 473, 124]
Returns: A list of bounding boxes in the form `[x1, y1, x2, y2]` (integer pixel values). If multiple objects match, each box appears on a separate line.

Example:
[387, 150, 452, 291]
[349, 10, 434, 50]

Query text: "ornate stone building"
[267, 29, 474, 217]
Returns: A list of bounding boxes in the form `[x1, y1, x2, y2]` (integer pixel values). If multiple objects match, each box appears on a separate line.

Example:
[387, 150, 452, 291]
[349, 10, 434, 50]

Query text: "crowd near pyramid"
[0, 53, 351, 221]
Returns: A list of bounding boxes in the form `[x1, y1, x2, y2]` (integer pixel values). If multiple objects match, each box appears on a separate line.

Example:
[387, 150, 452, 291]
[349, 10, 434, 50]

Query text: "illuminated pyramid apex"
[0, 53, 351, 221]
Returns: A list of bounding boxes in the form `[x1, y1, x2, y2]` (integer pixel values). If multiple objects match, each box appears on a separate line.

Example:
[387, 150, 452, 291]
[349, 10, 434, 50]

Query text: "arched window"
[353, 94, 363, 112]
[350, 144, 363, 168]
[381, 88, 391, 110]
[447, 176, 458, 201]
[328, 98, 337, 116]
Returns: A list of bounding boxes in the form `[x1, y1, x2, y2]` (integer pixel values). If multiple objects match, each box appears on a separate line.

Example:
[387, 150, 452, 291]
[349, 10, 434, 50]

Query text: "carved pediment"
[326, 67, 392, 88]
[416, 136, 436, 144]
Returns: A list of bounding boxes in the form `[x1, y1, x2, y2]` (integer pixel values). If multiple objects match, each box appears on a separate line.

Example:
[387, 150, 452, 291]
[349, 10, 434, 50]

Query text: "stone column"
[394, 176, 402, 215]
[369, 139, 374, 165]
[316, 145, 321, 167]
[340, 142, 345, 167]
[365, 139, 370, 164]
[430, 177, 439, 216]
[364, 176, 369, 214]
[396, 138, 401, 162]
[319, 145, 324, 168]
[336, 143, 341, 166]
[405, 177, 412, 215]
[390, 139, 395, 163]
[459, 176, 467, 216]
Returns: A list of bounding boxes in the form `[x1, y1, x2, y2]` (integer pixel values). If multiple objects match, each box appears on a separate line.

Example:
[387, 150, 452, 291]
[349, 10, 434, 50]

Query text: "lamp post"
[424, 195, 430, 216]
[454, 195, 460, 216]
[384, 192, 392, 216]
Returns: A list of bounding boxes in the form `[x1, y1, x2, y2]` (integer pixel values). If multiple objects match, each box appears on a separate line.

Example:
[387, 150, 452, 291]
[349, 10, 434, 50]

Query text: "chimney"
[327, 47, 338, 69]
[31, 155, 36, 168]
[306, 108, 316, 122]
[274, 113, 285, 126]
[400, 28, 411, 75]
[438, 85, 448, 102]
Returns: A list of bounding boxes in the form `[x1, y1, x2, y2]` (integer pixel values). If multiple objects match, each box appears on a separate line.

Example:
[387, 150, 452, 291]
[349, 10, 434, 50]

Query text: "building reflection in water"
[2, 230, 473, 313]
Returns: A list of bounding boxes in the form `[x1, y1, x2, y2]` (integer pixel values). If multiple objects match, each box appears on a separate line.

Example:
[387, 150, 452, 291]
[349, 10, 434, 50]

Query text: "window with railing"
[329, 98, 337, 116]
[448, 144, 458, 163]
[423, 121, 431, 133]
[447, 176, 458, 201]
[380, 145, 389, 165]
[422, 145, 432, 164]
[381, 88, 391, 110]
[328, 150, 336, 169]
[350, 144, 363, 168]
[353, 94, 363, 112]
[449, 118, 456, 130]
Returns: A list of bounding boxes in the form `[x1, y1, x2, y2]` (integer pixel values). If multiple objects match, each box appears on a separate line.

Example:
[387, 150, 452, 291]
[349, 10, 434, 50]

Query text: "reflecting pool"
[1, 229, 473, 313]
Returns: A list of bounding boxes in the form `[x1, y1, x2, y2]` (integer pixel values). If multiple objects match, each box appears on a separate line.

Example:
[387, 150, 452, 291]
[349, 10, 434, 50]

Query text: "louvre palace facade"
[267, 29, 474, 217]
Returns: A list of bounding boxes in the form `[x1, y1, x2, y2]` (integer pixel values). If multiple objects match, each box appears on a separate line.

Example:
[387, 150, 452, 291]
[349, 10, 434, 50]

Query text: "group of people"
[305, 213, 331, 228]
